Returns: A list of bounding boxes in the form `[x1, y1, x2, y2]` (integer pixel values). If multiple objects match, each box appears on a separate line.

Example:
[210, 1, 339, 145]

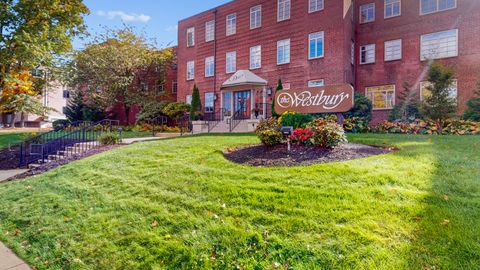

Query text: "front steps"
[28, 142, 97, 169]
[192, 119, 260, 134]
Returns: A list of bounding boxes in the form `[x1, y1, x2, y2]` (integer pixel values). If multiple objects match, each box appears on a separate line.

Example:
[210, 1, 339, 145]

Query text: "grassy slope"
[0, 134, 478, 269]
[0, 133, 28, 149]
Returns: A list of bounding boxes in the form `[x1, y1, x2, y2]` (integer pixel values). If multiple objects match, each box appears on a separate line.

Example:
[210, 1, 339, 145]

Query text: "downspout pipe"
[213, 9, 218, 114]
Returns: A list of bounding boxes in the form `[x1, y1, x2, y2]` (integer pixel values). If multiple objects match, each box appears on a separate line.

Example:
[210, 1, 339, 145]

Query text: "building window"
[250, 45, 262, 70]
[141, 81, 149, 92]
[360, 3, 375, 23]
[385, 39, 402, 61]
[308, 31, 324, 59]
[421, 29, 458, 60]
[156, 82, 165, 93]
[172, 81, 177, 94]
[205, 20, 215, 42]
[351, 41, 355, 65]
[226, 13, 236, 36]
[186, 27, 195, 47]
[31, 68, 44, 78]
[277, 39, 290, 65]
[420, 0, 456, 15]
[62, 90, 70, 99]
[366, 85, 395, 110]
[385, 0, 401, 18]
[186, 61, 194, 80]
[309, 0, 324, 13]
[226, 51, 236, 73]
[186, 95, 192, 105]
[360, 44, 375, 64]
[278, 0, 291, 22]
[205, 92, 215, 113]
[420, 80, 458, 101]
[205, 56, 215, 77]
[308, 79, 325, 87]
[250, 5, 262, 29]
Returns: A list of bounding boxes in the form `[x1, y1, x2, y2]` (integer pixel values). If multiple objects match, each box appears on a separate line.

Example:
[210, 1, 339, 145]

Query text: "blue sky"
[74, 0, 231, 49]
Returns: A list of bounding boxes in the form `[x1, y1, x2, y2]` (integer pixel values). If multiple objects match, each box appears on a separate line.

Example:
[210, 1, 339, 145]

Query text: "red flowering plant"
[289, 127, 314, 145]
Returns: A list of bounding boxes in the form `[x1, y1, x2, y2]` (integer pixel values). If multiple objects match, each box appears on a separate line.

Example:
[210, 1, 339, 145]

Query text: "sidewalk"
[0, 170, 28, 183]
[0, 242, 30, 270]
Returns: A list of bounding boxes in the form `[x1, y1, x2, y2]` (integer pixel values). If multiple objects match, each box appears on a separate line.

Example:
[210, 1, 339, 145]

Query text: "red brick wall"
[177, 0, 354, 111]
[355, 0, 480, 123]
[177, 0, 480, 122]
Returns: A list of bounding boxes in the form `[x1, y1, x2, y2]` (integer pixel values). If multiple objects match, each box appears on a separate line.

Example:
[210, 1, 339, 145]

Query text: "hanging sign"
[274, 84, 354, 114]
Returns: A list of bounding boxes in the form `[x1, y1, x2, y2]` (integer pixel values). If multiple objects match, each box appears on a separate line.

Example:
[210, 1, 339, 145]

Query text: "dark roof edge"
[178, 0, 237, 24]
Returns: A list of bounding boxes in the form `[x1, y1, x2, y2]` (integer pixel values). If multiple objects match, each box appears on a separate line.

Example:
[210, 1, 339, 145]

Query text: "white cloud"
[97, 10, 151, 23]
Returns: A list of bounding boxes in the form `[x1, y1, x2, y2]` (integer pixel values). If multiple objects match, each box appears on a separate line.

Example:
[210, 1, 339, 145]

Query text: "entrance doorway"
[234, 90, 251, 119]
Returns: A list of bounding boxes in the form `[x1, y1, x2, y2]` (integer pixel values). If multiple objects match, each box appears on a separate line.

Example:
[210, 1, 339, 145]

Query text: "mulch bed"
[224, 143, 396, 167]
[0, 146, 20, 170]
[4, 145, 120, 182]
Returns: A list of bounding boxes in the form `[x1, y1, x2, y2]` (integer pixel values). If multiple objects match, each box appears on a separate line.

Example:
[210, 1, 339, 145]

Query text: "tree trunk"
[124, 106, 130, 125]
[9, 113, 15, 128]
[20, 113, 25, 128]
[436, 119, 443, 135]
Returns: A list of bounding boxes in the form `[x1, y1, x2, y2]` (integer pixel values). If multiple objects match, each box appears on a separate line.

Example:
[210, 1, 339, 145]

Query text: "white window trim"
[308, 0, 324, 13]
[277, 0, 291, 22]
[308, 31, 325, 60]
[420, 29, 458, 61]
[384, 39, 402, 61]
[186, 27, 195, 47]
[186, 61, 194, 81]
[277, 39, 291, 65]
[249, 45, 262, 70]
[360, 44, 376, 64]
[360, 3, 375, 24]
[226, 51, 236, 74]
[365, 85, 396, 110]
[384, 0, 401, 18]
[226, 13, 236, 36]
[308, 79, 325, 87]
[250, 5, 262, 29]
[205, 56, 215, 78]
[420, 80, 458, 101]
[420, 0, 457, 16]
[205, 20, 215, 42]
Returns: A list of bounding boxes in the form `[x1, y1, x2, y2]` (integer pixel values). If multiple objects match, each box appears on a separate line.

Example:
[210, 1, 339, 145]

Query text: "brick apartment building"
[177, 0, 480, 124]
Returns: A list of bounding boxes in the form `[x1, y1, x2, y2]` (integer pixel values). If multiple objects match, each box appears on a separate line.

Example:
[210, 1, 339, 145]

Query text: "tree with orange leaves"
[0, 70, 52, 127]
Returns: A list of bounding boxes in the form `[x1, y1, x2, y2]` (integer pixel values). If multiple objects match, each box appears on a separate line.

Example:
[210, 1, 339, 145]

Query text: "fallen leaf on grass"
[443, 195, 449, 201]
[151, 220, 159, 227]
[441, 219, 450, 225]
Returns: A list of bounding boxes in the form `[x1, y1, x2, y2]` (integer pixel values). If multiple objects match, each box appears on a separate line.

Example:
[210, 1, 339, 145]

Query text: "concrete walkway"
[121, 133, 182, 145]
[0, 242, 30, 270]
[0, 170, 28, 183]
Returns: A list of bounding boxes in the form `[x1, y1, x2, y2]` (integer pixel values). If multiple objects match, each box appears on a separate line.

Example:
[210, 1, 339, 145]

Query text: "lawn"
[0, 134, 478, 269]
[0, 133, 29, 149]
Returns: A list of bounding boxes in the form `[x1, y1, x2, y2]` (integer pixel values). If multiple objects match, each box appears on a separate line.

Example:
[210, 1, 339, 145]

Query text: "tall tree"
[190, 85, 202, 121]
[68, 27, 174, 124]
[0, 70, 52, 127]
[421, 62, 457, 134]
[0, 0, 89, 85]
[272, 79, 283, 117]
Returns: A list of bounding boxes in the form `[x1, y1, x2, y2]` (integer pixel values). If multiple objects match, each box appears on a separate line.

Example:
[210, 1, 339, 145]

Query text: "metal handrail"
[229, 109, 248, 132]
[19, 119, 120, 167]
[145, 115, 168, 136]
[206, 108, 227, 133]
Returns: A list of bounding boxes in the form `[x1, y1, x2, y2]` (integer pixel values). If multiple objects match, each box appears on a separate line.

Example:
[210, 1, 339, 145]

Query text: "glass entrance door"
[222, 92, 233, 117]
[234, 90, 251, 119]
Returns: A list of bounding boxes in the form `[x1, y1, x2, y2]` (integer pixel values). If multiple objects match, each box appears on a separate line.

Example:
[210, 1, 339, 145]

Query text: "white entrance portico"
[220, 70, 268, 120]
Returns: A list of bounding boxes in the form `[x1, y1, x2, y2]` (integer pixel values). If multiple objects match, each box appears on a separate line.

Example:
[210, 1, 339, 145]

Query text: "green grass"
[0, 134, 478, 269]
[0, 133, 28, 149]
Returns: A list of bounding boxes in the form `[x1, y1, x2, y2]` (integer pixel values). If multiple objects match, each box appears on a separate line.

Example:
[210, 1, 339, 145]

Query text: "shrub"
[462, 82, 480, 121]
[344, 92, 373, 120]
[162, 102, 191, 120]
[371, 119, 479, 135]
[99, 132, 119, 145]
[307, 118, 347, 148]
[278, 111, 314, 128]
[136, 101, 168, 123]
[255, 118, 283, 146]
[290, 128, 314, 145]
[52, 119, 70, 131]
[190, 85, 202, 121]
[343, 117, 370, 133]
